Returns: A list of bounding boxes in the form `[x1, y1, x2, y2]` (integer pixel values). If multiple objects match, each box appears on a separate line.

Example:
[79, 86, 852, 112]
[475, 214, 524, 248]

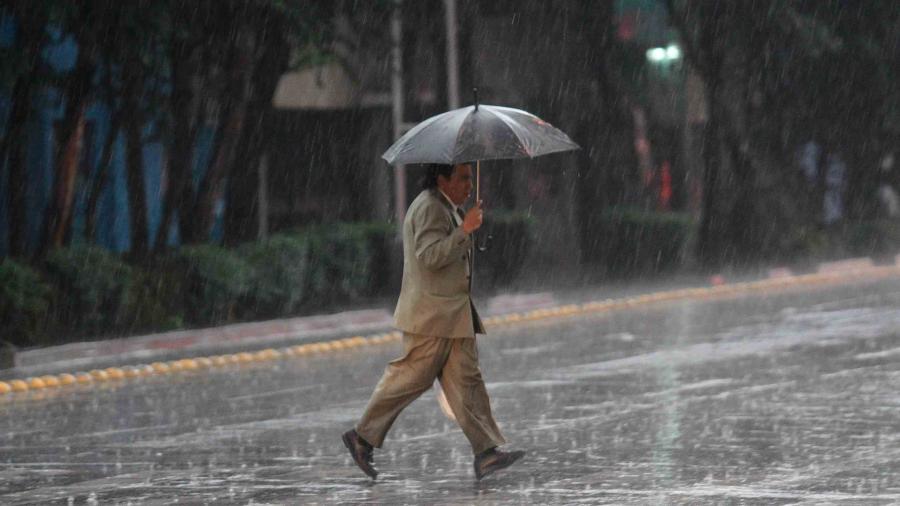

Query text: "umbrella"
[381, 95, 579, 201]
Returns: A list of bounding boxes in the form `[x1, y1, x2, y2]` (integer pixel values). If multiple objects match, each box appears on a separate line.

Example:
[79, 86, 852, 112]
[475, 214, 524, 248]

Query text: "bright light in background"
[646, 44, 681, 63]
[646, 47, 667, 62]
[666, 44, 681, 59]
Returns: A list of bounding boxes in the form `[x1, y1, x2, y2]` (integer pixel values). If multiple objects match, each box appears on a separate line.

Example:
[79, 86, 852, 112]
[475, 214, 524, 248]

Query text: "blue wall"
[0, 17, 218, 256]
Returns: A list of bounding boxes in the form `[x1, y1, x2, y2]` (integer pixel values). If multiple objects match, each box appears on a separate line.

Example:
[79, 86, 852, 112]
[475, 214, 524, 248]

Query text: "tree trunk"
[221, 108, 264, 246]
[664, 0, 729, 266]
[570, 0, 638, 261]
[722, 121, 757, 260]
[39, 26, 97, 255]
[192, 31, 254, 242]
[593, 0, 639, 208]
[2, 6, 48, 258]
[157, 36, 201, 249]
[193, 102, 246, 241]
[223, 20, 290, 245]
[49, 109, 86, 248]
[3, 77, 35, 258]
[697, 77, 722, 265]
[85, 113, 121, 243]
[122, 60, 149, 257]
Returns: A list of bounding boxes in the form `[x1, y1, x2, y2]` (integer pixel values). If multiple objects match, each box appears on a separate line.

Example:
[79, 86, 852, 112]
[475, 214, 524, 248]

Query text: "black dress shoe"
[342, 429, 378, 479]
[473, 448, 525, 480]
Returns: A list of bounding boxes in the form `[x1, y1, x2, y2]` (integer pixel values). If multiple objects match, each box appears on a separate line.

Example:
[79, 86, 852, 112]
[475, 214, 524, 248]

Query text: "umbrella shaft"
[476, 160, 480, 202]
[472, 159, 480, 293]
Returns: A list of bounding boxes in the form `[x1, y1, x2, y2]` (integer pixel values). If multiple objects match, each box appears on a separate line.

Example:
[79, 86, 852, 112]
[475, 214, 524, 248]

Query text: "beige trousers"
[356, 333, 506, 455]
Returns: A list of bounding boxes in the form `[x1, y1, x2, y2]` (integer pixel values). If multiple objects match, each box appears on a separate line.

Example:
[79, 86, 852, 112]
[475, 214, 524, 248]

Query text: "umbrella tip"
[473, 88, 479, 111]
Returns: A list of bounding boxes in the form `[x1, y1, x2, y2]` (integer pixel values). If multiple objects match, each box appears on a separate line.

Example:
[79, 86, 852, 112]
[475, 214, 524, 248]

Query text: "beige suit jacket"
[393, 189, 485, 338]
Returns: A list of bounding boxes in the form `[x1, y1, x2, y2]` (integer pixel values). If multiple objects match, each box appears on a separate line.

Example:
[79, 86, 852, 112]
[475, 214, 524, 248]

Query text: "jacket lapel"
[432, 189, 473, 289]
[432, 188, 456, 227]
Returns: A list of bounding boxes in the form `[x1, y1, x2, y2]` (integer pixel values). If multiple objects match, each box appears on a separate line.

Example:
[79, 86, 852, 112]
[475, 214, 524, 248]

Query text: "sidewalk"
[5, 255, 897, 380]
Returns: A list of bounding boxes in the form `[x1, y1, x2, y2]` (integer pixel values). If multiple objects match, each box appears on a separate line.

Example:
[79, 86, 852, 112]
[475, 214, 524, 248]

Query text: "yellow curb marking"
[40, 375, 60, 388]
[105, 368, 126, 380]
[151, 362, 170, 374]
[89, 369, 109, 381]
[27, 377, 46, 390]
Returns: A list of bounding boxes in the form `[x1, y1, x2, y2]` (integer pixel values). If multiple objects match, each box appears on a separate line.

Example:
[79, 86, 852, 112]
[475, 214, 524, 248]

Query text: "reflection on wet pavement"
[2, 280, 900, 504]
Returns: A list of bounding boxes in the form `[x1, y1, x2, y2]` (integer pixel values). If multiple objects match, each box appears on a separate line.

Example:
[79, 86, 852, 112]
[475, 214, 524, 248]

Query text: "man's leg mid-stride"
[356, 334, 446, 447]
[342, 334, 523, 480]
[342, 334, 446, 479]
[438, 337, 505, 455]
[438, 337, 524, 480]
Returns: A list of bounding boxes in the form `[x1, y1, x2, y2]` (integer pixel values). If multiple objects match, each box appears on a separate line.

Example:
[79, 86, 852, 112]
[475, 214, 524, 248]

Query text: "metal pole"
[391, 0, 406, 225]
[444, 0, 460, 110]
[437, 0, 464, 410]
[257, 153, 269, 240]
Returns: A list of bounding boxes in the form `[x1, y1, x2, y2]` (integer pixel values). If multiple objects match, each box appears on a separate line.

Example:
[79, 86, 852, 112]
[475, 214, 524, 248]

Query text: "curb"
[1, 260, 899, 401]
[5, 293, 560, 378]
[9, 308, 397, 375]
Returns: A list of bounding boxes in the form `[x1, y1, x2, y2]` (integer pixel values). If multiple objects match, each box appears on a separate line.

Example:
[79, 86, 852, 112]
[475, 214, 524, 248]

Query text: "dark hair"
[420, 163, 455, 190]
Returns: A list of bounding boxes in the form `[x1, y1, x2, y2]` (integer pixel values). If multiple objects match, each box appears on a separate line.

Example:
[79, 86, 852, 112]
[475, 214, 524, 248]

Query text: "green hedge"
[581, 207, 692, 278]
[282, 222, 394, 306]
[0, 223, 399, 348]
[312, 223, 373, 301]
[238, 234, 313, 318]
[123, 262, 185, 334]
[776, 220, 900, 268]
[44, 245, 135, 338]
[844, 219, 900, 259]
[168, 245, 254, 325]
[0, 259, 51, 347]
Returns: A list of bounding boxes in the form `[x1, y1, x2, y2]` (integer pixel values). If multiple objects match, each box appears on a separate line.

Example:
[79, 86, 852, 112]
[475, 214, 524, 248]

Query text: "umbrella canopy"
[382, 104, 579, 166]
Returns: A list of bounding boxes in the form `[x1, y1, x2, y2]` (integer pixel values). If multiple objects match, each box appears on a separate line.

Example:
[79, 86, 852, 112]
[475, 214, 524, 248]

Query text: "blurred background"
[0, 0, 897, 350]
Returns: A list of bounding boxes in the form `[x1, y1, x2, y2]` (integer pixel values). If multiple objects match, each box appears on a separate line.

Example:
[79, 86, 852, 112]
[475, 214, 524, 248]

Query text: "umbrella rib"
[451, 109, 475, 164]
[483, 107, 535, 158]
[488, 106, 581, 158]
[486, 105, 537, 117]
[403, 110, 453, 141]
[384, 107, 473, 164]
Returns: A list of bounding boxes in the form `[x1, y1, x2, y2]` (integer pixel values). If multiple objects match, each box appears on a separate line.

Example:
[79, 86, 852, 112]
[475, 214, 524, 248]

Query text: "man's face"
[438, 163, 474, 206]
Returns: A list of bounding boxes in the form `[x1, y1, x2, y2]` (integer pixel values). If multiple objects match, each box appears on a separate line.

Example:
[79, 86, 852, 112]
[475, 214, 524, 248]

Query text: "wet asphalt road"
[2, 279, 900, 505]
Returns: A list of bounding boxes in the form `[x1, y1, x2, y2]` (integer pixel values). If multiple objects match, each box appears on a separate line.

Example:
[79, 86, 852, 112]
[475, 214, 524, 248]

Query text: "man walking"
[342, 163, 524, 480]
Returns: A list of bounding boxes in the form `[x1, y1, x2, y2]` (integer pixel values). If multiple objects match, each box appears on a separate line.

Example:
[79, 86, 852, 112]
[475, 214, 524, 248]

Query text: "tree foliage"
[1, 0, 345, 258]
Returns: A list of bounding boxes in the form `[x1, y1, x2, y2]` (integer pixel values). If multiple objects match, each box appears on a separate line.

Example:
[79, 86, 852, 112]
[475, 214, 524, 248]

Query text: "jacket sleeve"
[413, 200, 471, 270]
